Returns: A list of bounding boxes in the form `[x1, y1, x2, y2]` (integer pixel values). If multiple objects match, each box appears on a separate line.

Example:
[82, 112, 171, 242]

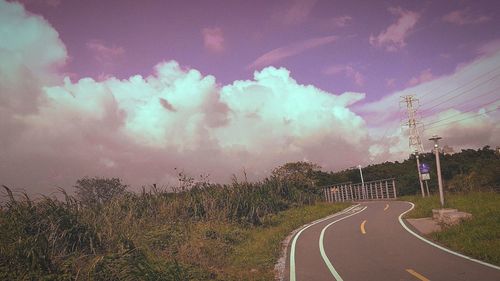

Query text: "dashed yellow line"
[384, 204, 389, 211]
[360, 220, 367, 234]
[406, 269, 430, 281]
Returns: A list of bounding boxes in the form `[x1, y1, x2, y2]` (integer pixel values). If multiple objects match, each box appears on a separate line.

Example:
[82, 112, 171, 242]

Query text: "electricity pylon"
[401, 95, 426, 197]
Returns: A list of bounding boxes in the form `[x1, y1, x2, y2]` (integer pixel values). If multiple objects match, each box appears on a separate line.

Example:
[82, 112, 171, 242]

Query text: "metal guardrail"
[323, 178, 397, 202]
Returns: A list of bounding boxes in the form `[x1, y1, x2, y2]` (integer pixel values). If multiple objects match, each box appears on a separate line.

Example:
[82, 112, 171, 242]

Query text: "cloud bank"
[1, 0, 498, 195]
[1, 0, 371, 194]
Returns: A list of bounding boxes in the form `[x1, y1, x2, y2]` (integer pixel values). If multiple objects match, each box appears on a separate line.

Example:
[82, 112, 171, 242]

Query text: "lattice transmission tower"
[401, 95, 427, 197]
[400, 95, 424, 153]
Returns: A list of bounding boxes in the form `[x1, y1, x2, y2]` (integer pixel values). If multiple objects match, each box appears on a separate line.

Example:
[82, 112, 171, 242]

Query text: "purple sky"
[21, 0, 499, 101]
[1, 0, 499, 194]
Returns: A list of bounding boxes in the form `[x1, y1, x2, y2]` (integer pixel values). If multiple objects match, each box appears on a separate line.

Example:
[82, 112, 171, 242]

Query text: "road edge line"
[319, 206, 368, 281]
[287, 204, 359, 281]
[398, 202, 500, 271]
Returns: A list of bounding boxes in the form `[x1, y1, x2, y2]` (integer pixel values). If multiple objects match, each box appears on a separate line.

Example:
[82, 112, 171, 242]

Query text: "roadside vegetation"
[319, 146, 500, 196]
[402, 192, 500, 266]
[2, 146, 498, 279]
[0, 162, 349, 280]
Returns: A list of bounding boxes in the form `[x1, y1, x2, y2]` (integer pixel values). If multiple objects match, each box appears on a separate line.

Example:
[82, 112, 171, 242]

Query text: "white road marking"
[289, 204, 359, 281]
[398, 202, 500, 271]
[319, 206, 368, 281]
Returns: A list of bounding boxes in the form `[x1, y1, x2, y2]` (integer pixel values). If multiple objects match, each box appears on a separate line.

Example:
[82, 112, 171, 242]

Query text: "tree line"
[310, 146, 500, 196]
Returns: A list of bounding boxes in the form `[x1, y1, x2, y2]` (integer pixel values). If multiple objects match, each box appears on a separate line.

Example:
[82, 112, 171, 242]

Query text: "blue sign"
[419, 163, 430, 174]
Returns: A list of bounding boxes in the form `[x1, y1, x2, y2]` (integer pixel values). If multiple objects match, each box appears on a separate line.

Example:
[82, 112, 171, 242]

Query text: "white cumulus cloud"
[0, 0, 376, 194]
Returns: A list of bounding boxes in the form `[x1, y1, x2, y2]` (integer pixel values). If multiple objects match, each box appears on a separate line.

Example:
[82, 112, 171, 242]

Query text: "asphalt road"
[286, 201, 500, 281]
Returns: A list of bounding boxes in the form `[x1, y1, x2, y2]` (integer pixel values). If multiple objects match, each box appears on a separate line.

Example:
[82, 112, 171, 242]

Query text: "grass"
[224, 202, 350, 280]
[401, 191, 500, 266]
[0, 172, 348, 280]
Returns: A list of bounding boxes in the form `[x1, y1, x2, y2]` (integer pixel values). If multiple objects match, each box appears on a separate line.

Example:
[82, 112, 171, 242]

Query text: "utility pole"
[358, 165, 365, 199]
[401, 95, 425, 197]
[414, 151, 425, 197]
[425, 180, 430, 196]
[430, 135, 444, 207]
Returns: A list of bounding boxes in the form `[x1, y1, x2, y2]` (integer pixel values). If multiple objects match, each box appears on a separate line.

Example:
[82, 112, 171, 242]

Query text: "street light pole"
[429, 135, 444, 208]
[358, 165, 365, 199]
[415, 151, 425, 197]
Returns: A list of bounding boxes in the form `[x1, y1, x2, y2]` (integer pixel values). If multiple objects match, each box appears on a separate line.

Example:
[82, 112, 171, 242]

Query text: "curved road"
[286, 201, 500, 281]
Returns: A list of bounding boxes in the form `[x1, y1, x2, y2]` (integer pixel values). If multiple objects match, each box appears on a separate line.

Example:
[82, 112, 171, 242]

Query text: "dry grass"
[1, 173, 327, 280]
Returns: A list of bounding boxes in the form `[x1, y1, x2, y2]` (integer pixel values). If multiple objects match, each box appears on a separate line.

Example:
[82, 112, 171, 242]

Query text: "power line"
[421, 86, 500, 122]
[416, 64, 500, 101]
[420, 72, 500, 113]
[424, 107, 499, 130]
[423, 98, 499, 127]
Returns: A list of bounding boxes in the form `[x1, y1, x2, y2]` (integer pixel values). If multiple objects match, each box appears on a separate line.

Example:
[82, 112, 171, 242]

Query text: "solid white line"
[398, 202, 500, 271]
[319, 206, 368, 281]
[289, 204, 359, 281]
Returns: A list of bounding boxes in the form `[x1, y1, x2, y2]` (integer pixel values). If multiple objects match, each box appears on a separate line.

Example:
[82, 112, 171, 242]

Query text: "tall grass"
[1, 172, 324, 280]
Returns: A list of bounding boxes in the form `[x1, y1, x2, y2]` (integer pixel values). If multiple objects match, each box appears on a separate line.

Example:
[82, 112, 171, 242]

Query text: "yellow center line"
[384, 204, 389, 211]
[406, 269, 430, 281]
[360, 220, 367, 234]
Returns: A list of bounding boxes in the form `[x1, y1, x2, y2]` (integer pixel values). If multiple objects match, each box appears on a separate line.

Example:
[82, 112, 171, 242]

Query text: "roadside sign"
[421, 173, 430, 180]
[419, 163, 430, 174]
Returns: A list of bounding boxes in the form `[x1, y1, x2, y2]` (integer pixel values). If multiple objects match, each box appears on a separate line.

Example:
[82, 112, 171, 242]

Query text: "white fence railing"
[323, 178, 396, 202]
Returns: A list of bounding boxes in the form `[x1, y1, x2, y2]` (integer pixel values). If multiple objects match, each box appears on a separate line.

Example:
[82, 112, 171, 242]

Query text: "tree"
[74, 177, 127, 206]
[271, 162, 321, 184]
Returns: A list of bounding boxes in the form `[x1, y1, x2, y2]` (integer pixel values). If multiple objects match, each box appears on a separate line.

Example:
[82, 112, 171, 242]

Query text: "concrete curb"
[274, 225, 300, 281]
